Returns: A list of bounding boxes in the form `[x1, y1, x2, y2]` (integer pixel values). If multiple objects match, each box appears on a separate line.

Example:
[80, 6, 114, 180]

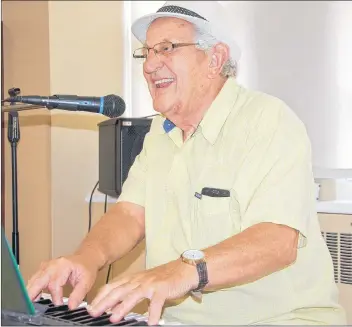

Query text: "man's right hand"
[27, 254, 98, 310]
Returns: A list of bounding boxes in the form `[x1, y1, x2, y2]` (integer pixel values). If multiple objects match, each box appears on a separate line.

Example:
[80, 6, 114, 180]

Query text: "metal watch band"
[193, 261, 208, 292]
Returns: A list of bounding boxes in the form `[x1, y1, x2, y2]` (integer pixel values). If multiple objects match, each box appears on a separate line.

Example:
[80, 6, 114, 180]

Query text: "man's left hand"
[87, 259, 198, 325]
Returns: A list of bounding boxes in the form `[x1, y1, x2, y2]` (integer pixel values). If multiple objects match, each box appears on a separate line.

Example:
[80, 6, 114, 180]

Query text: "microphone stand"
[7, 89, 21, 265]
[2, 102, 43, 266]
[2, 103, 44, 113]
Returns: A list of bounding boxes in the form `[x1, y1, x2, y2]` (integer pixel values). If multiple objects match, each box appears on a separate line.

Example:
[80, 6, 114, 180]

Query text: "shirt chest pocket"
[198, 194, 231, 216]
[192, 142, 241, 240]
[192, 192, 241, 249]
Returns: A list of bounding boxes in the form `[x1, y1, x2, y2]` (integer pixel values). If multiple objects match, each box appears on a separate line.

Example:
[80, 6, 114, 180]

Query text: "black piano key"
[85, 315, 114, 325]
[129, 320, 148, 326]
[125, 321, 149, 326]
[125, 320, 147, 326]
[78, 313, 111, 325]
[109, 319, 138, 326]
[70, 313, 97, 322]
[82, 314, 139, 326]
[36, 298, 53, 305]
[48, 307, 88, 318]
[45, 304, 69, 314]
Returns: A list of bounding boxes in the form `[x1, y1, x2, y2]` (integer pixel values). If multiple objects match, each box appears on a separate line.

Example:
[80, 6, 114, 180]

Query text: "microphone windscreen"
[103, 94, 126, 118]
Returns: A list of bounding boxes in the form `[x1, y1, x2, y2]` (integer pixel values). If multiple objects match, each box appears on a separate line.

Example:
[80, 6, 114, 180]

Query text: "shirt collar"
[199, 78, 240, 144]
[161, 78, 240, 144]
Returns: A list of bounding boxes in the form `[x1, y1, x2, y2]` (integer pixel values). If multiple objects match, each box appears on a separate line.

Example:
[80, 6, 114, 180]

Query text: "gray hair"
[193, 26, 237, 78]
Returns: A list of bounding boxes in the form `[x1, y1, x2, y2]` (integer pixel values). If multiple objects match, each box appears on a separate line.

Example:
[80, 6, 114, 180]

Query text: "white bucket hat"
[131, 1, 241, 63]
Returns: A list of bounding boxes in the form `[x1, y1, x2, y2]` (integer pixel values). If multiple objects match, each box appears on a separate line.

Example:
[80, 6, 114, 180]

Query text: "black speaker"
[98, 117, 152, 198]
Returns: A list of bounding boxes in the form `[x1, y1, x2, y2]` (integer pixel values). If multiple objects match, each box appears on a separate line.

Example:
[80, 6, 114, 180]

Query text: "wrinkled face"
[142, 17, 210, 116]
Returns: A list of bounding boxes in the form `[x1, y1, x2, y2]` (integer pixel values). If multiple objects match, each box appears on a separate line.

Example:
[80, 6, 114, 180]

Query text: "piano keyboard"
[36, 294, 181, 326]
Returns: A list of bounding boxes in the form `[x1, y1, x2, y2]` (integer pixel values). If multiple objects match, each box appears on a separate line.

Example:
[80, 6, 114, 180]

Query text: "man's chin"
[153, 101, 174, 116]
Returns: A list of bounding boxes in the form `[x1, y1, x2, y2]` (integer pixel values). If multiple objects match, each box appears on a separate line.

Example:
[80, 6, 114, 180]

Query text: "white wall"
[123, 1, 161, 119]
[221, 1, 352, 170]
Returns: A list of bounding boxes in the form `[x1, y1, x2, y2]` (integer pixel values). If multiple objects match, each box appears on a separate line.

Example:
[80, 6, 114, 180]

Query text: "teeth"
[155, 78, 174, 85]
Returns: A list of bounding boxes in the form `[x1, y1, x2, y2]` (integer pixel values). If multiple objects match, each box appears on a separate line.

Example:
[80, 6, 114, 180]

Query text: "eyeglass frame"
[133, 41, 199, 59]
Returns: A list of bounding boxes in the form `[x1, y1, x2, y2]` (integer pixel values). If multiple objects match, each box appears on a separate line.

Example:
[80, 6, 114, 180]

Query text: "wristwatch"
[181, 249, 208, 300]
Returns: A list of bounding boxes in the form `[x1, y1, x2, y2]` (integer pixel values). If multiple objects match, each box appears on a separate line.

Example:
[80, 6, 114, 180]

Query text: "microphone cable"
[84, 180, 99, 304]
[87, 181, 112, 284]
[88, 181, 99, 233]
[104, 194, 112, 284]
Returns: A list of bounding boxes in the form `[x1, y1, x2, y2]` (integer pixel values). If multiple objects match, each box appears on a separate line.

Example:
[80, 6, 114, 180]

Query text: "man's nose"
[144, 50, 163, 74]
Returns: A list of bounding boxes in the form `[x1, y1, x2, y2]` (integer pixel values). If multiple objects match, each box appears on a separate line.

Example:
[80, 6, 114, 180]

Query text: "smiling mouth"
[154, 78, 175, 89]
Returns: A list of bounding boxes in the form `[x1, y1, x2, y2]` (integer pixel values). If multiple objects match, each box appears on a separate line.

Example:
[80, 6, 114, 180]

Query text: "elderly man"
[27, 1, 346, 325]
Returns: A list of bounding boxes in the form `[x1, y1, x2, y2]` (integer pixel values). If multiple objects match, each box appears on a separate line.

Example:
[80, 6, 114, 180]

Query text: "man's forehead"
[145, 17, 195, 46]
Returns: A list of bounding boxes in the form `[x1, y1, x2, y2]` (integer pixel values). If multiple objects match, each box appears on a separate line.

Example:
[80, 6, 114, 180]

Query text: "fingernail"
[68, 304, 74, 311]
[110, 314, 122, 322]
[87, 305, 98, 316]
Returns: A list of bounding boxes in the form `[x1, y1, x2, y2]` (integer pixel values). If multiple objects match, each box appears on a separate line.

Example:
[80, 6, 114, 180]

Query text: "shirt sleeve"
[116, 139, 148, 207]
[240, 103, 315, 248]
[116, 115, 164, 207]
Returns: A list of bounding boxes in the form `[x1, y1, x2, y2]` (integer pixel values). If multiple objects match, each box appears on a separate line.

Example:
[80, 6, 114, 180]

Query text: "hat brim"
[131, 12, 241, 62]
[131, 12, 210, 45]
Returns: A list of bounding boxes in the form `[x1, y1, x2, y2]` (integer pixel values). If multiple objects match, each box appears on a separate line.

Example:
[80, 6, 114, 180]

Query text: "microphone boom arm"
[2, 104, 44, 113]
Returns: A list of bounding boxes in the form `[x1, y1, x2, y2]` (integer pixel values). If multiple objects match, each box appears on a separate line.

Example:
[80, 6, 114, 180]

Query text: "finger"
[47, 275, 69, 306]
[89, 282, 138, 317]
[110, 287, 145, 323]
[27, 271, 50, 301]
[68, 279, 91, 310]
[88, 284, 114, 311]
[148, 293, 165, 326]
[89, 277, 129, 308]
[47, 281, 64, 306]
[47, 266, 74, 306]
[34, 292, 43, 302]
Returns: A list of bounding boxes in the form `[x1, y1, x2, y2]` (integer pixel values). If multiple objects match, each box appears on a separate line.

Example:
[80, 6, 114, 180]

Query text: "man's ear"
[208, 43, 230, 79]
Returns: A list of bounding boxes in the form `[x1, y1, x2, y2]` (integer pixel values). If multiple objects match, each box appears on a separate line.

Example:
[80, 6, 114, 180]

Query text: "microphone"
[3, 94, 125, 118]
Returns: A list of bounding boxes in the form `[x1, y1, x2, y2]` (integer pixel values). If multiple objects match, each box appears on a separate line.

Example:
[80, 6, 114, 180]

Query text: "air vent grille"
[321, 232, 352, 285]
[326, 232, 339, 283]
[340, 233, 352, 285]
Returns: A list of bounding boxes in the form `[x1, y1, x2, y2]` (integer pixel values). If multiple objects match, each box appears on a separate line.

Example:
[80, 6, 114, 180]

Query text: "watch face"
[183, 249, 205, 260]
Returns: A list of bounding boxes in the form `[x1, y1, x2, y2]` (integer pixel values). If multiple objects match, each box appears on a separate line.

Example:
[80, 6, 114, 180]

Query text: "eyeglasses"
[133, 41, 198, 59]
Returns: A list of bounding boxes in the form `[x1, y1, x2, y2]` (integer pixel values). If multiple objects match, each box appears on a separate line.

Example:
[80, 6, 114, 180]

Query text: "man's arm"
[199, 222, 298, 291]
[26, 201, 146, 307]
[198, 105, 312, 291]
[27, 121, 151, 308]
[87, 221, 299, 324]
[78, 119, 153, 270]
[74, 201, 145, 271]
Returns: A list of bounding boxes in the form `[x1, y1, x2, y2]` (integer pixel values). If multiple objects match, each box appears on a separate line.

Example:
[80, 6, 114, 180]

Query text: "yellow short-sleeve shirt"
[117, 78, 346, 325]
